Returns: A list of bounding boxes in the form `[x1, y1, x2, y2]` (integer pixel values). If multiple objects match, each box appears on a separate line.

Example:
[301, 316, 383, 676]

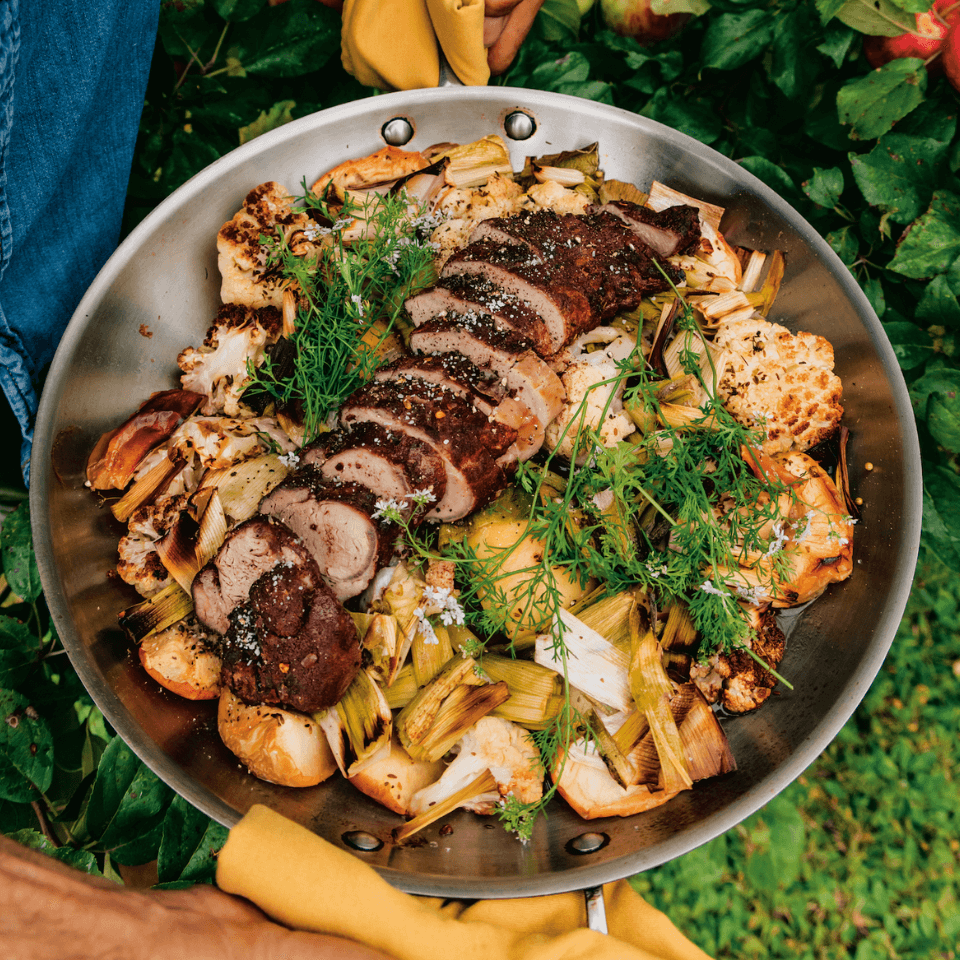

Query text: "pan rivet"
[567, 832, 608, 855]
[342, 830, 384, 852]
[504, 111, 536, 141]
[382, 117, 415, 146]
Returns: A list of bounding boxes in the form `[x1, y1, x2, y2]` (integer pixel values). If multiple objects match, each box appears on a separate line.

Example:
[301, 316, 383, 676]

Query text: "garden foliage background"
[2, 0, 959, 956]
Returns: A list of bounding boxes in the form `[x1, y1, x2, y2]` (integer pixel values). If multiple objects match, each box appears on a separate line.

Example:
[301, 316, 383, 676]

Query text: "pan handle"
[583, 885, 608, 934]
[438, 51, 465, 87]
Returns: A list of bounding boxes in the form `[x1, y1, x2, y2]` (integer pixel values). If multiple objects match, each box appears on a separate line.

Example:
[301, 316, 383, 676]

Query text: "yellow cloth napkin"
[341, 0, 490, 90]
[217, 805, 715, 960]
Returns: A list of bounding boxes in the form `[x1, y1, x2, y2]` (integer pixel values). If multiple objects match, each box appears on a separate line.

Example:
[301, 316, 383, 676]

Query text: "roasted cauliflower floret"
[545, 359, 635, 462]
[116, 494, 188, 597]
[167, 415, 295, 472]
[407, 716, 542, 817]
[689, 606, 785, 714]
[177, 304, 282, 417]
[714, 314, 843, 455]
[518, 179, 591, 215]
[217, 182, 316, 308]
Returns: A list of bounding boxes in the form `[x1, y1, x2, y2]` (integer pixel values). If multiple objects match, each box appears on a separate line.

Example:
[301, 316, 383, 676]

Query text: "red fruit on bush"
[944, 17, 960, 91]
[863, 0, 960, 74]
[600, 0, 690, 46]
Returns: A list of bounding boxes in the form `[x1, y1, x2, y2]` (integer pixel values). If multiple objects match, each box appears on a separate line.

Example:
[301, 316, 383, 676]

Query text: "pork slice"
[440, 240, 597, 353]
[590, 201, 701, 257]
[339, 379, 516, 521]
[221, 563, 360, 712]
[468, 210, 682, 314]
[301, 422, 447, 516]
[409, 313, 565, 460]
[404, 274, 553, 358]
[192, 515, 319, 635]
[377, 353, 545, 463]
[375, 353, 506, 417]
[260, 474, 396, 601]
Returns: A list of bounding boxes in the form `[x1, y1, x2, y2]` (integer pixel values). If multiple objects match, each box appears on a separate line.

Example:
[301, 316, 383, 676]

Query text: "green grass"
[633, 547, 960, 959]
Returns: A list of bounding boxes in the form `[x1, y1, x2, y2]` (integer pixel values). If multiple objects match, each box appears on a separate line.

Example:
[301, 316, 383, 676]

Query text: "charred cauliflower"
[217, 182, 315, 308]
[545, 358, 635, 462]
[713, 314, 843, 455]
[407, 716, 542, 817]
[178, 304, 282, 416]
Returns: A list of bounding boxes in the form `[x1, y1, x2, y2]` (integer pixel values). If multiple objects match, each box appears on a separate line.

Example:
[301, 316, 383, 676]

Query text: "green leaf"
[0, 616, 38, 688]
[826, 0, 913, 36]
[924, 465, 960, 545]
[158, 0, 220, 60]
[0, 502, 41, 603]
[0, 688, 54, 802]
[212, 0, 266, 21]
[737, 156, 800, 201]
[768, 4, 818, 102]
[826, 225, 859, 264]
[238, 99, 297, 145]
[815, 22, 856, 67]
[849, 134, 949, 225]
[85, 736, 173, 858]
[860, 276, 886, 317]
[230, 0, 340, 77]
[888, 191, 960, 279]
[911, 366, 960, 418]
[881, 319, 936, 370]
[803, 166, 845, 208]
[701, 10, 775, 71]
[837, 59, 927, 141]
[539, 0, 583, 41]
[927, 391, 960, 453]
[917, 276, 960, 329]
[158, 794, 229, 884]
[9, 828, 106, 875]
[641, 89, 722, 145]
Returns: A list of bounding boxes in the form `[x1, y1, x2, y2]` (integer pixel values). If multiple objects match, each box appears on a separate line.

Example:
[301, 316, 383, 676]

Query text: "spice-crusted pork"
[408, 312, 566, 453]
[339, 378, 517, 521]
[589, 201, 701, 258]
[192, 515, 319, 636]
[259, 474, 397, 602]
[221, 561, 361, 712]
[302, 423, 448, 516]
[404, 274, 554, 358]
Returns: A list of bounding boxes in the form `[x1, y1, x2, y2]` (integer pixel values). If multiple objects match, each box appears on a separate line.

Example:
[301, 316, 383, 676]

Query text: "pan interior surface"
[31, 88, 922, 898]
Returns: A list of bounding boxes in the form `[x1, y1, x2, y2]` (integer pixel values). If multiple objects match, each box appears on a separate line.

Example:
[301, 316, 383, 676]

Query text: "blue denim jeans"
[0, 0, 159, 481]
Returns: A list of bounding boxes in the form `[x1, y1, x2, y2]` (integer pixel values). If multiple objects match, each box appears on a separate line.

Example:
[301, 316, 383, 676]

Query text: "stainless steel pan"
[30, 87, 923, 899]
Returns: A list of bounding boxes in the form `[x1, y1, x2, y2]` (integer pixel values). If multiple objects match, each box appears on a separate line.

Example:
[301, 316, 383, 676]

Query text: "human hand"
[0, 835, 396, 960]
[483, 0, 546, 75]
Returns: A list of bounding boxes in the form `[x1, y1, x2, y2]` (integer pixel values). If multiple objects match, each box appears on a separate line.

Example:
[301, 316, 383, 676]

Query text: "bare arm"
[0, 835, 396, 960]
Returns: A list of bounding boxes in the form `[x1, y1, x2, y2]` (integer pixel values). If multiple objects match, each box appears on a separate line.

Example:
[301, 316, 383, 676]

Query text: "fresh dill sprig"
[245, 189, 438, 441]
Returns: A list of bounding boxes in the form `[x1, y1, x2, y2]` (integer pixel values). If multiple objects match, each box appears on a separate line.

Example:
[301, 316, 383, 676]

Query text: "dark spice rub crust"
[221, 562, 361, 712]
[259, 473, 398, 601]
[192, 515, 319, 636]
[339, 378, 518, 521]
[301, 422, 448, 519]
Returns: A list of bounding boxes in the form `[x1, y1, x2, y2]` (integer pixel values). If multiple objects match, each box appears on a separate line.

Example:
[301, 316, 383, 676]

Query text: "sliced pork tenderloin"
[192, 515, 319, 636]
[589, 201, 701, 258]
[374, 352, 543, 463]
[404, 274, 554, 358]
[339, 378, 517, 521]
[301, 422, 448, 516]
[409, 312, 565, 459]
[440, 240, 598, 353]
[260, 474, 397, 602]
[468, 209, 683, 313]
[221, 562, 361, 712]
